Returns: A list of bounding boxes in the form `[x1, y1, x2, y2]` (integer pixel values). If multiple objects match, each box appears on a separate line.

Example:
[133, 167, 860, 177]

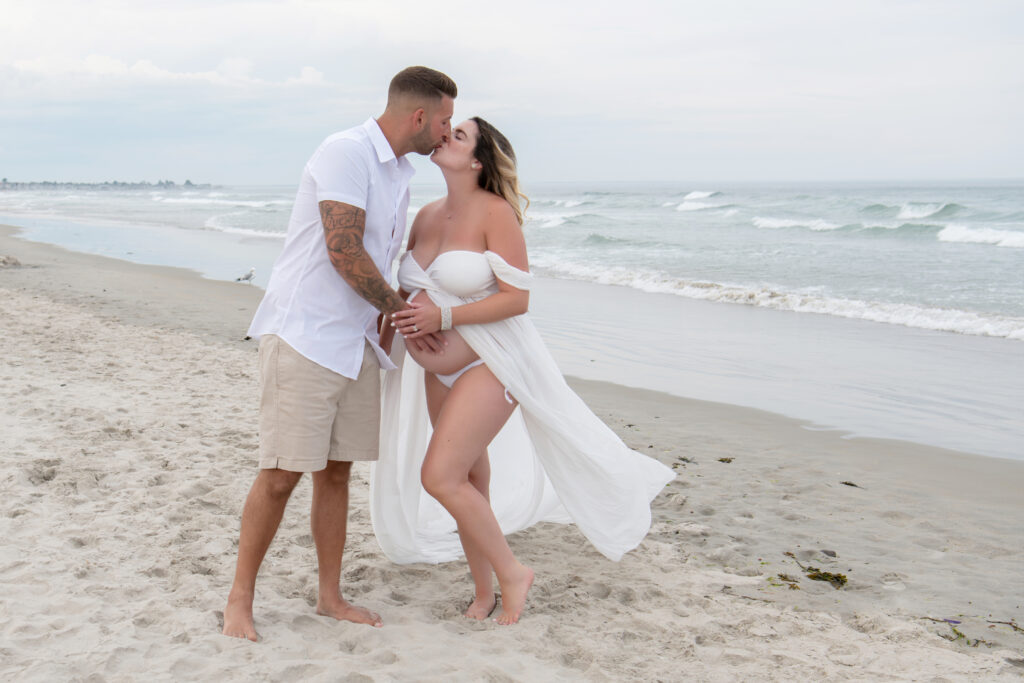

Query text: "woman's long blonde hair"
[471, 116, 529, 225]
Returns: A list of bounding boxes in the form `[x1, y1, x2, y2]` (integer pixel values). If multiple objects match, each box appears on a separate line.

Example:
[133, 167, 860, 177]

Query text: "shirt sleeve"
[307, 137, 371, 209]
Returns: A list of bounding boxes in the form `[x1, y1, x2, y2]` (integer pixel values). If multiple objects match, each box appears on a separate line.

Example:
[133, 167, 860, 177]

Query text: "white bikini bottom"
[433, 360, 514, 404]
[434, 359, 485, 388]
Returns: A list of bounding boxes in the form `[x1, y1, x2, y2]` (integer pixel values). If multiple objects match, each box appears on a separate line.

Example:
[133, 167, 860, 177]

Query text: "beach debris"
[718, 457, 734, 463]
[840, 481, 862, 488]
[775, 573, 801, 590]
[920, 617, 993, 647]
[820, 549, 837, 558]
[784, 551, 847, 589]
[236, 267, 255, 284]
[672, 455, 695, 469]
[987, 619, 1023, 633]
[0, 255, 22, 267]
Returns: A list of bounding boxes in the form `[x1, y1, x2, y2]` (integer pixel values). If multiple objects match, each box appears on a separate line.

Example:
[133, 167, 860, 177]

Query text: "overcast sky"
[2, 0, 1022, 185]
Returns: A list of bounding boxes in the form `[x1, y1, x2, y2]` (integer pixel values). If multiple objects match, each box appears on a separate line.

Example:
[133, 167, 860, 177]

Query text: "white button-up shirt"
[248, 118, 414, 378]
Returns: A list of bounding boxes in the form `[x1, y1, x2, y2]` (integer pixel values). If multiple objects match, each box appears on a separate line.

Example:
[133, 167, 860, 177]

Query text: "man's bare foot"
[464, 593, 497, 620]
[494, 566, 534, 625]
[316, 596, 383, 628]
[222, 592, 259, 642]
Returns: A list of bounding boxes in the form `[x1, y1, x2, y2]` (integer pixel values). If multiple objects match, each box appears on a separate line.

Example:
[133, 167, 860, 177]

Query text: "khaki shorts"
[258, 334, 380, 472]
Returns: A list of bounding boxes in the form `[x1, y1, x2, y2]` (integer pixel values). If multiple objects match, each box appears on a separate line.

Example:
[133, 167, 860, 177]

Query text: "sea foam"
[676, 201, 716, 211]
[937, 224, 1024, 248]
[530, 256, 1024, 341]
[753, 216, 841, 231]
[898, 202, 961, 220]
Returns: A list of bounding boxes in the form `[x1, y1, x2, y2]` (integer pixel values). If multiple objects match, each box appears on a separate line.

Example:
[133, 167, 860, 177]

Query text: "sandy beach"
[2, 224, 1023, 681]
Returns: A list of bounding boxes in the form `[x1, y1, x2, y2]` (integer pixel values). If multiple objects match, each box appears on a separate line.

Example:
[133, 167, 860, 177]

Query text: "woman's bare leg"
[421, 366, 533, 625]
[425, 372, 496, 619]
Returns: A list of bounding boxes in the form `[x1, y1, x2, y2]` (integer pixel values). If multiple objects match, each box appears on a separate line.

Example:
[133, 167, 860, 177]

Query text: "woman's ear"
[471, 159, 481, 170]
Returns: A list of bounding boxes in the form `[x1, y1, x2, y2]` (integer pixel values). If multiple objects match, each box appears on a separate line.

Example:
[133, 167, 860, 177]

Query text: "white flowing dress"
[369, 250, 675, 563]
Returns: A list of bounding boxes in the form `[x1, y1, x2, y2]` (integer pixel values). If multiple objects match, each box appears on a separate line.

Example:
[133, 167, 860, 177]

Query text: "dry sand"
[2, 225, 1023, 681]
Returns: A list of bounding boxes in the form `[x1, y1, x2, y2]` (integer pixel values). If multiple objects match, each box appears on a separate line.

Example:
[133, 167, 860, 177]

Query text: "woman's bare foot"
[494, 566, 534, 625]
[316, 594, 383, 628]
[222, 591, 259, 642]
[464, 593, 497, 620]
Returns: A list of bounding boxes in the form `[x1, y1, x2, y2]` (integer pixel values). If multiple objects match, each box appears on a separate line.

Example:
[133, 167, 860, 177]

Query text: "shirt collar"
[364, 118, 397, 165]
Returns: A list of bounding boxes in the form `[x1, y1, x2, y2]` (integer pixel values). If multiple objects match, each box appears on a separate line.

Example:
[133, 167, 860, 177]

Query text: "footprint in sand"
[880, 572, 907, 591]
[178, 482, 212, 498]
[277, 664, 326, 679]
[880, 510, 913, 526]
[292, 534, 314, 548]
[338, 639, 370, 655]
[291, 614, 322, 635]
[826, 642, 864, 666]
[26, 459, 59, 485]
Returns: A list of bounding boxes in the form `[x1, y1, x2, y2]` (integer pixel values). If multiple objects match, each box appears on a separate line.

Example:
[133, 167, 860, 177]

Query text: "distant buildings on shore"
[0, 179, 211, 190]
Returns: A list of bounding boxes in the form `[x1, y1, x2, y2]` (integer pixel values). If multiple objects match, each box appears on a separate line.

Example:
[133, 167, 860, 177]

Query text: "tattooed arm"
[320, 200, 406, 316]
[321, 200, 445, 353]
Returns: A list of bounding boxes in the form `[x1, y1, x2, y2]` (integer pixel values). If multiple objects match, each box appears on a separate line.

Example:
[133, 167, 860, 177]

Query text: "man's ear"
[412, 107, 427, 131]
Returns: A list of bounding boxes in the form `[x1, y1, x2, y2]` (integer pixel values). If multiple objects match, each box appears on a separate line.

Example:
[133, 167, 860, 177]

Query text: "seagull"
[236, 267, 255, 284]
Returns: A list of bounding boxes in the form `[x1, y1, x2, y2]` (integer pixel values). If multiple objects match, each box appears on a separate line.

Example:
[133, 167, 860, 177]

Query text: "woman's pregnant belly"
[404, 291, 479, 375]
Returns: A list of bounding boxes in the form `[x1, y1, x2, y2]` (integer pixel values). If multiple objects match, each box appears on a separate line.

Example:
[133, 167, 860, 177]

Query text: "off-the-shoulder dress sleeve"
[485, 250, 533, 290]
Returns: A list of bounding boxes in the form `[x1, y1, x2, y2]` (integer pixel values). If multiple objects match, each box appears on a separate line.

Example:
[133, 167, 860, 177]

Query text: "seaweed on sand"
[783, 551, 847, 589]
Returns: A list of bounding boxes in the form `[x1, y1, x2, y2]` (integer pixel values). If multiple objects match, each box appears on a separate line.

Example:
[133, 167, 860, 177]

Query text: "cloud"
[1, 0, 1022, 182]
[11, 54, 326, 88]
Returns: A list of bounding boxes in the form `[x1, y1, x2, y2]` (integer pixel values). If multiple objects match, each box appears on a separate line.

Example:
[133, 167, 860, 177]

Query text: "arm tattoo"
[321, 201, 405, 315]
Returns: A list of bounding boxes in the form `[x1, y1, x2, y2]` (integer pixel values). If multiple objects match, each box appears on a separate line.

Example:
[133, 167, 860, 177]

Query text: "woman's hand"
[390, 302, 442, 339]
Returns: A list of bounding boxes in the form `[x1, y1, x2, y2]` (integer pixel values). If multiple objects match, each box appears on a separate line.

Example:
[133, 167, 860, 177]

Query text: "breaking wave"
[529, 256, 1024, 341]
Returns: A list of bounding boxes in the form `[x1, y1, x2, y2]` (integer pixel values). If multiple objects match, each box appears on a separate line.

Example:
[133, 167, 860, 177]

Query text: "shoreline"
[2, 223, 1023, 679]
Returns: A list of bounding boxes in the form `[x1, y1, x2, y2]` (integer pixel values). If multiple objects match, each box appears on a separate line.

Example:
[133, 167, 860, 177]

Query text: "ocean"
[2, 181, 1022, 459]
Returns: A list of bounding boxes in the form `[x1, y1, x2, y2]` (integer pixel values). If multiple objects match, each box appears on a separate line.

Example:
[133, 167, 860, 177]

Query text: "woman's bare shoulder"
[479, 194, 527, 268]
[477, 192, 520, 230]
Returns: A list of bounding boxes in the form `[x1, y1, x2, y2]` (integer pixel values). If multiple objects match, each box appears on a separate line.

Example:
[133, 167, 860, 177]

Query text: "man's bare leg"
[311, 460, 382, 627]
[223, 468, 303, 641]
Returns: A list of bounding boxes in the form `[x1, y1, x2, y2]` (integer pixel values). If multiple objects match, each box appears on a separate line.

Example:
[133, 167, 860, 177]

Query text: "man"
[222, 66, 456, 641]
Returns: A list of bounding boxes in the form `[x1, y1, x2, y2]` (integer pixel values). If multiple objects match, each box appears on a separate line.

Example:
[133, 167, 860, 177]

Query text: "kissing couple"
[222, 66, 674, 641]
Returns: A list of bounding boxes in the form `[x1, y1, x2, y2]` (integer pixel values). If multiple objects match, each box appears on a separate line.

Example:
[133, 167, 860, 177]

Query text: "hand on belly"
[404, 291, 479, 375]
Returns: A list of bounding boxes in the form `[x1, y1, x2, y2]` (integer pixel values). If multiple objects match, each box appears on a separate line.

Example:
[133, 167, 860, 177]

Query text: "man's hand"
[378, 313, 396, 355]
[406, 332, 446, 354]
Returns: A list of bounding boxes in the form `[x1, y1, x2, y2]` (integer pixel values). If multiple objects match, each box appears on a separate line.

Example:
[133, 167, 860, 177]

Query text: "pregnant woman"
[372, 117, 674, 625]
